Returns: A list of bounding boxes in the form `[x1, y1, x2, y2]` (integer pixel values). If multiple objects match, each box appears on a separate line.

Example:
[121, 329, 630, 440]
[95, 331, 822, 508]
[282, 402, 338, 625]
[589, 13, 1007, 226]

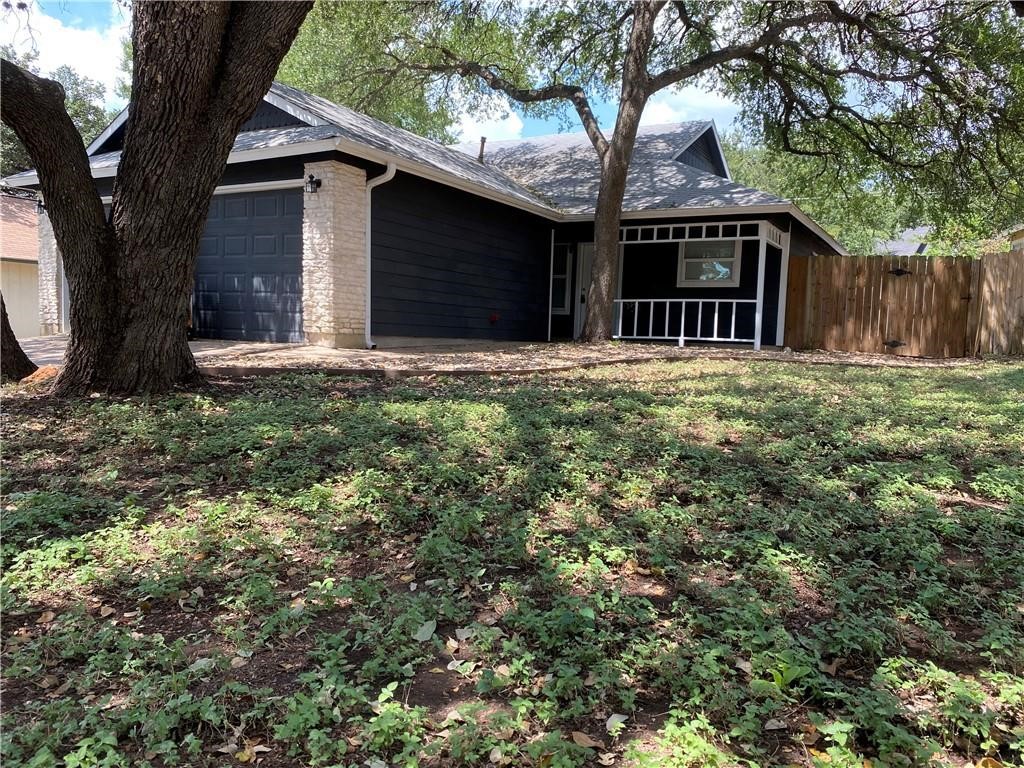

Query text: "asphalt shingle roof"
[4, 83, 785, 218]
[452, 123, 785, 215]
[267, 82, 556, 213]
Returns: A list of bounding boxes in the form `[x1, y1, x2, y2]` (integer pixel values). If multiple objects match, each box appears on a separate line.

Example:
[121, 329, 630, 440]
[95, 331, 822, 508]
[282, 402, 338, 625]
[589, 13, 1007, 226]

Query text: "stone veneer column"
[37, 211, 62, 335]
[302, 160, 368, 348]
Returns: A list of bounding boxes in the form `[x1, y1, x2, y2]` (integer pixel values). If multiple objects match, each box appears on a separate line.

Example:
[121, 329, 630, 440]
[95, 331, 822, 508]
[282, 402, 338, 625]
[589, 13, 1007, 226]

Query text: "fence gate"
[785, 254, 979, 357]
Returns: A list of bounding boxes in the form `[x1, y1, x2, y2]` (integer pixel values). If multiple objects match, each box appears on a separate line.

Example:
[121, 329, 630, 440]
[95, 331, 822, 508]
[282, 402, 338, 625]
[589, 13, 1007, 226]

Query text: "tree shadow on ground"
[1, 359, 1022, 767]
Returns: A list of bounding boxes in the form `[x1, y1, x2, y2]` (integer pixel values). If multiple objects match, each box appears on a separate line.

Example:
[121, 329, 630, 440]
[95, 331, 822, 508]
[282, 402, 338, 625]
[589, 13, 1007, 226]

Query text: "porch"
[550, 218, 790, 350]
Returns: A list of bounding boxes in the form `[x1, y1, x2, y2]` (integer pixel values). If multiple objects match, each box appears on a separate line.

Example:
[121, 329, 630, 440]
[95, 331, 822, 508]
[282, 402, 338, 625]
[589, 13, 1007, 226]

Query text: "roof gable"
[6, 82, 844, 254]
[452, 121, 764, 216]
[674, 126, 729, 178]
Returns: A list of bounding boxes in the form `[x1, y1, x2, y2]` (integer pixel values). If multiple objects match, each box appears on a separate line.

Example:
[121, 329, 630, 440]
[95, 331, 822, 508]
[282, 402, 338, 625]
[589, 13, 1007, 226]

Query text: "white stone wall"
[302, 160, 368, 348]
[37, 212, 61, 335]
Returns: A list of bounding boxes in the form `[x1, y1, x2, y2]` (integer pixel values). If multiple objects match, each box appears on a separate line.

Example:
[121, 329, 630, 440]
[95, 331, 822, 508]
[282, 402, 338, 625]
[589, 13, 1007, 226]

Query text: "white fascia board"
[564, 203, 848, 256]
[3, 138, 342, 187]
[2, 175, 38, 187]
[787, 205, 849, 256]
[328, 136, 560, 220]
[561, 203, 789, 221]
[85, 92, 327, 159]
[10, 132, 845, 253]
[13, 135, 561, 220]
[98, 178, 305, 203]
[669, 122, 712, 163]
[670, 122, 732, 180]
[709, 121, 732, 180]
[85, 106, 129, 156]
[262, 91, 330, 127]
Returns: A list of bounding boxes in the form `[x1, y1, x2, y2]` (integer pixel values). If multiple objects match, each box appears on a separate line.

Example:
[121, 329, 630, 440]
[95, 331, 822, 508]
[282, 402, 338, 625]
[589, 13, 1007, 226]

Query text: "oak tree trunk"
[581, 1, 657, 342]
[1, 294, 38, 382]
[1, 1, 311, 394]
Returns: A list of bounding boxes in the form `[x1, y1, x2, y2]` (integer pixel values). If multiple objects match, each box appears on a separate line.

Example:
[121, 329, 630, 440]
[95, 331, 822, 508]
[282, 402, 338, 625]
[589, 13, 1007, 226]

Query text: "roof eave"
[562, 202, 847, 256]
[3, 135, 562, 221]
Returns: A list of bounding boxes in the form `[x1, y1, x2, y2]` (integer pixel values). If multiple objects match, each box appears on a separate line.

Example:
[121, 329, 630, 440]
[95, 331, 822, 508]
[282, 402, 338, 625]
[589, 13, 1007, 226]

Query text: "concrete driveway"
[16, 334, 296, 366]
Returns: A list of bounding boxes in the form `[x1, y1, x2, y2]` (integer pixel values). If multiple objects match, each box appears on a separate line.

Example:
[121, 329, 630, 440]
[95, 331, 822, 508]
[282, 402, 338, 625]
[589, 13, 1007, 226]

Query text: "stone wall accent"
[37, 211, 62, 336]
[301, 160, 368, 348]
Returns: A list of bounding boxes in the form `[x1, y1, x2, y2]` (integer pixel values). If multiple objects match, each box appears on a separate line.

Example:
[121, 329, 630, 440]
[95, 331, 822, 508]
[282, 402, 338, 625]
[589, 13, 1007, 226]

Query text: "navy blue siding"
[676, 131, 727, 177]
[239, 102, 306, 131]
[371, 173, 551, 340]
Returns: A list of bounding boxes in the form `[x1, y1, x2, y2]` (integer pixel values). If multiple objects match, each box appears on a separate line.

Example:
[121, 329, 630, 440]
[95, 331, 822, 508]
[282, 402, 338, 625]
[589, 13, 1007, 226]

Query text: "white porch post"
[547, 230, 554, 342]
[753, 229, 767, 350]
[775, 231, 791, 346]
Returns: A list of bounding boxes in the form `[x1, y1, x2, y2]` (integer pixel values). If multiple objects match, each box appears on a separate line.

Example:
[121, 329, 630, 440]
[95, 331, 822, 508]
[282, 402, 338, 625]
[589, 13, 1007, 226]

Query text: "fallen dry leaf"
[571, 731, 603, 748]
[819, 657, 845, 676]
[36, 610, 56, 624]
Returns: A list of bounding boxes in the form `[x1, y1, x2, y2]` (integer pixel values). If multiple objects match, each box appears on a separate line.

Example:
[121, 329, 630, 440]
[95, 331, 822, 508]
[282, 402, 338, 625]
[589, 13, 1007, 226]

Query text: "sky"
[1, 0, 741, 143]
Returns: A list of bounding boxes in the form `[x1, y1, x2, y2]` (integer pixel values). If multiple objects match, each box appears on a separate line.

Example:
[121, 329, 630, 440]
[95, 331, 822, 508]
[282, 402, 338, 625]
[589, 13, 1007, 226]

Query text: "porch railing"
[612, 299, 759, 346]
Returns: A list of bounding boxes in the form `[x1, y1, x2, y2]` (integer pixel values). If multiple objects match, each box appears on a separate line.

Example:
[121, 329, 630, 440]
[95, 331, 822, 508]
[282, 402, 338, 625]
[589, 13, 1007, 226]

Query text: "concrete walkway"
[16, 334, 296, 367]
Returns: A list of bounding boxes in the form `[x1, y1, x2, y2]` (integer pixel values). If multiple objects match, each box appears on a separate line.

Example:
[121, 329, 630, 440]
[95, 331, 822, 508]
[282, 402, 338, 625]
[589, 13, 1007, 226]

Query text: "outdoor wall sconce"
[36, 198, 45, 214]
[304, 174, 322, 193]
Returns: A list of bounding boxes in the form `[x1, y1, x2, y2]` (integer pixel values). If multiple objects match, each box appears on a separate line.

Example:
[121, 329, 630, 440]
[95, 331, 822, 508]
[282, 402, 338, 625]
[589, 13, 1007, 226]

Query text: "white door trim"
[574, 243, 594, 339]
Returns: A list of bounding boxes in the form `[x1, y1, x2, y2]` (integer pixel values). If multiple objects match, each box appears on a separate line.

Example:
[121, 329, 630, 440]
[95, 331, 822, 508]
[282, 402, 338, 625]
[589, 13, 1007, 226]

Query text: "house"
[0, 191, 41, 339]
[876, 226, 930, 256]
[876, 225, 1024, 258]
[3, 82, 844, 349]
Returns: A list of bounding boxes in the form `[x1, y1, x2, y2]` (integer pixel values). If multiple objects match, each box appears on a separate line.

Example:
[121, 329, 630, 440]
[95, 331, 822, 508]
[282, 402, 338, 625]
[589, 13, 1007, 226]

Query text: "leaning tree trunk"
[1, 1, 311, 394]
[580, 0, 656, 342]
[1, 294, 37, 382]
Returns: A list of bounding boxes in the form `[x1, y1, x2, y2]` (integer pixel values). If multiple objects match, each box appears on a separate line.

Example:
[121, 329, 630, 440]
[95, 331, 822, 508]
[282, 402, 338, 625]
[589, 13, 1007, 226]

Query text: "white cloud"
[453, 91, 524, 143]
[1, 2, 129, 109]
[455, 110, 525, 143]
[640, 85, 739, 128]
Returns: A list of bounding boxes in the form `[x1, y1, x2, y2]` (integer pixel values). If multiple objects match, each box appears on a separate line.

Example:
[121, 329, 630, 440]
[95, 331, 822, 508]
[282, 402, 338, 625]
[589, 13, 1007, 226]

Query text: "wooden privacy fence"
[785, 251, 1024, 357]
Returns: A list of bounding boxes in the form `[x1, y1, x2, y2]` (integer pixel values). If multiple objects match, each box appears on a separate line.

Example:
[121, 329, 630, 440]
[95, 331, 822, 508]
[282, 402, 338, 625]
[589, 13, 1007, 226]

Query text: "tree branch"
[0, 58, 110, 267]
[647, 9, 835, 93]
[388, 40, 609, 157]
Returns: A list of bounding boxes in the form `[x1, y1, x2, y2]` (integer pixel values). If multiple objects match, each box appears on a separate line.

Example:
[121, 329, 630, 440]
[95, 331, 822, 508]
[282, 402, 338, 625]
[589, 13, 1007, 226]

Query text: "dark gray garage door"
[193, 189, 303, 342]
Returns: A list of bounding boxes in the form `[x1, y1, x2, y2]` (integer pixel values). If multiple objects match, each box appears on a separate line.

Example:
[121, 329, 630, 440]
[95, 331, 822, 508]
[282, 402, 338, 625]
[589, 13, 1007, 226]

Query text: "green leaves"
[2, 361, 1021, 768]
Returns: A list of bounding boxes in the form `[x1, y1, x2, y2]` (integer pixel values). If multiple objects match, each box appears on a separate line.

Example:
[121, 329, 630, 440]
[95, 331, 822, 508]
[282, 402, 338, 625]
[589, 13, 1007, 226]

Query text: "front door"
[574, 243, 594, 339]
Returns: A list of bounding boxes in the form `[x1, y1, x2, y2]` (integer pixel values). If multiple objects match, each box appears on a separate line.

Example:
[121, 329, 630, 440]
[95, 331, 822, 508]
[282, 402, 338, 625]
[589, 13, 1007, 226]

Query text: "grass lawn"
[1, 359, 1022, 768]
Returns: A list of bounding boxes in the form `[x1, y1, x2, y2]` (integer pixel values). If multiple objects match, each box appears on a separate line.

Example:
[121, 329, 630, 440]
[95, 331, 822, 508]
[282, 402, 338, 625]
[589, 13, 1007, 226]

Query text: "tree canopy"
[276, 1, 459, 142]
[722, 136, 918, 256]
[372, 0, 1023, 337]
[0, 46, 110, 178]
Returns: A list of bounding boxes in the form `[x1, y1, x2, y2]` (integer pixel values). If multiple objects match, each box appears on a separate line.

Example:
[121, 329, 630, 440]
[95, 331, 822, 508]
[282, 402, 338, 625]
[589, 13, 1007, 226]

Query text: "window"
[677, 240, 741, 287]
[551, 244, 571, 314]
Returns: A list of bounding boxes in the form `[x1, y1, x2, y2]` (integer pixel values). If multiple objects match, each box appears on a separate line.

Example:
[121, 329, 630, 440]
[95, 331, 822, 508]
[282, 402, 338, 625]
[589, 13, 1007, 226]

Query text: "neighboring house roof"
[2, 82, 845, 254]
[0, 193, 39, 263]
[875, 226, 930, 256]
[453, 123, 784, 216]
